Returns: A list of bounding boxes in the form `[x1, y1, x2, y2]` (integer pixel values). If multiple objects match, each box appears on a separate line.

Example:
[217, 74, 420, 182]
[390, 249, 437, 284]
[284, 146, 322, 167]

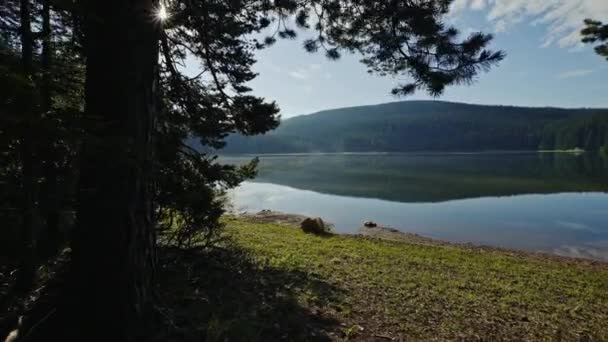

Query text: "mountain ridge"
[206, 100, 608, 154]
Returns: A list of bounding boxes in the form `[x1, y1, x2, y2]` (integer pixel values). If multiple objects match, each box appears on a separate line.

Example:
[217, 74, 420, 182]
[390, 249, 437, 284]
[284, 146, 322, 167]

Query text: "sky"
[217, 0, 608, 118]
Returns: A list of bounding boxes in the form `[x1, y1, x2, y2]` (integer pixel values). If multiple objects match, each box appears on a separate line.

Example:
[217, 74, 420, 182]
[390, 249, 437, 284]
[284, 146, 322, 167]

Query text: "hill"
[211, 101, 608, 153]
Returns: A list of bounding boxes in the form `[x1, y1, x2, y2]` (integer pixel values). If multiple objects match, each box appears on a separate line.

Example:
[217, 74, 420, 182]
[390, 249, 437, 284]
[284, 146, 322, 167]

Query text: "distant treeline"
[200, 101, 608, 153]
[540, 113, 608, 151]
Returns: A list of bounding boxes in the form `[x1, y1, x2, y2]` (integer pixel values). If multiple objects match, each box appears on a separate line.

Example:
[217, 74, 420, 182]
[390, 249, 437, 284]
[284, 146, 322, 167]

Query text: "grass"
[207, 217, 608, 341]
[3, 217, 606, 341]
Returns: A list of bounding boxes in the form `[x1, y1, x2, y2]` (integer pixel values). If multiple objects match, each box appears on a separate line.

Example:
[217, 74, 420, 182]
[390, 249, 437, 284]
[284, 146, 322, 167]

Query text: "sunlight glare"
[156, 3, 169, 22]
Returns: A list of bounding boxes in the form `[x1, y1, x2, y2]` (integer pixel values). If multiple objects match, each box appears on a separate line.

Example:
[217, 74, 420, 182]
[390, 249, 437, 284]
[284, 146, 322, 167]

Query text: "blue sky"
[233, 1, 608, 118]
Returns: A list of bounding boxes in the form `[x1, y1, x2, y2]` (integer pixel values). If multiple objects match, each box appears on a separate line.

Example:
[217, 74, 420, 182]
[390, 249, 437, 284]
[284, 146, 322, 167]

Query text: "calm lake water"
[222, 153, 608, 260]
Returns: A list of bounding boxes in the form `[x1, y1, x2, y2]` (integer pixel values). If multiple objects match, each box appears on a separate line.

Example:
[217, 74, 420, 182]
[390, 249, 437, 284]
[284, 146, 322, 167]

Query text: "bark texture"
[68, 0, 160, 340]
[16, 0, 38, 294]
[41, 0, 61, 258]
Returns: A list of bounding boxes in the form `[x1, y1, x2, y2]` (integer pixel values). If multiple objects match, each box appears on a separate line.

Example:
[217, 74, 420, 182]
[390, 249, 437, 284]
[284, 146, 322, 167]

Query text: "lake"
[221, 153, 608, 260]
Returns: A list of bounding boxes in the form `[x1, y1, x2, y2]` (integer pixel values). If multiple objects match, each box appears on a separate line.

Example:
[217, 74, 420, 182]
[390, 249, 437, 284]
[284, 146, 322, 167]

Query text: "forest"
[217, 101, 608, 153]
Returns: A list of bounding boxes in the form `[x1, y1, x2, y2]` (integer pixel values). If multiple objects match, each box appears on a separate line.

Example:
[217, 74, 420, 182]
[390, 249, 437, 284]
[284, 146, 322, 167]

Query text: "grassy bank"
[226, 217, 608, 340]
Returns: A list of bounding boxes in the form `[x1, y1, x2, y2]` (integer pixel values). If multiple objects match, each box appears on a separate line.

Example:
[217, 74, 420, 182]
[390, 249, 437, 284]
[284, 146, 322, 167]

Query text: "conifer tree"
[0, 0, 84, 316]
[582, 19, 608, 60]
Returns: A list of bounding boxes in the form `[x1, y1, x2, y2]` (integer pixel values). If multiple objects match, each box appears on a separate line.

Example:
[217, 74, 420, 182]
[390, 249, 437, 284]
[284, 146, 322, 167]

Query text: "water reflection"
[222, 152, 608, 202]
[223, 153, 608, 260]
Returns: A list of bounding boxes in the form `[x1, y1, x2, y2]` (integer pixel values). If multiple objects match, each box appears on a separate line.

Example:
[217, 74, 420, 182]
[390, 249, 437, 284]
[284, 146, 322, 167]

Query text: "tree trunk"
[15, 0, 38, 294]
[68, 0, 160, 340]
[41, 0, 61, 258]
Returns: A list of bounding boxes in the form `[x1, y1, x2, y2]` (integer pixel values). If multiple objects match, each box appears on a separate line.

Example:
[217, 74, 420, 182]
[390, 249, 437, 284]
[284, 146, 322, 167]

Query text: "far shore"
[219, 149, 591, 157]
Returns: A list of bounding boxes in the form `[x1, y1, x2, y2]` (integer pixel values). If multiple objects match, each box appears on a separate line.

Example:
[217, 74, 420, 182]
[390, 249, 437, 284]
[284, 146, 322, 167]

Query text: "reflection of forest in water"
[222, 153, 608, 203]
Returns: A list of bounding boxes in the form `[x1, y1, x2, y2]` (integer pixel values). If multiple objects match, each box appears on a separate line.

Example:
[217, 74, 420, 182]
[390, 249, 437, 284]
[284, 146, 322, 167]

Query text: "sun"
[156, 3, 170, 22]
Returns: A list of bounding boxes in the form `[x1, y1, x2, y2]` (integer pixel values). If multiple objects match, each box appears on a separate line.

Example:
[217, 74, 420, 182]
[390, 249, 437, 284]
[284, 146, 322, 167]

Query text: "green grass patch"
[221, 217, 608, 341]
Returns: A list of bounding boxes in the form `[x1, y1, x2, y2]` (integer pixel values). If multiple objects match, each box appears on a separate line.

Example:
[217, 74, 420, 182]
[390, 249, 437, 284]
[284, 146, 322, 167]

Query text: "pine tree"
[62, 0, 162, 339]
[0, 0, 85, 325]
[15, 0, 40, 294]
[582, 19, 608, 60]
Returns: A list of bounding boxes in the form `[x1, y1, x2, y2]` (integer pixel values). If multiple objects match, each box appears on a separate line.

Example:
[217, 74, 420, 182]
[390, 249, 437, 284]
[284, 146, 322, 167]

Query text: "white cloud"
[494, 19, 508, 33]
[288, 64, 323, 80]
[451, 0, 608, 48]
[288, 70, 309, 80]
[470, 0, 486, 11]
[556, 68, 594, 79]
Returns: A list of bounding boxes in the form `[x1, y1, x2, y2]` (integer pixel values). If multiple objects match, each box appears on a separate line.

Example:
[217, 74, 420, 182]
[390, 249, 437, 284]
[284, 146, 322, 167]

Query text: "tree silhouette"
[582, 19, 608, 60]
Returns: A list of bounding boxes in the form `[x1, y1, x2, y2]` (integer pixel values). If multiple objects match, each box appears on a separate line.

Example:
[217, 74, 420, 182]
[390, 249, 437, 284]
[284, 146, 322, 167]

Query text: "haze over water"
[223, 152, 608, 260]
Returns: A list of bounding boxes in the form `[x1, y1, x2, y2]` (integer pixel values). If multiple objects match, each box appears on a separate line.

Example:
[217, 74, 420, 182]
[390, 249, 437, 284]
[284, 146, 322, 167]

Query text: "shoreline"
[225, 216, 608, 340]
[237, 210, 608, 267]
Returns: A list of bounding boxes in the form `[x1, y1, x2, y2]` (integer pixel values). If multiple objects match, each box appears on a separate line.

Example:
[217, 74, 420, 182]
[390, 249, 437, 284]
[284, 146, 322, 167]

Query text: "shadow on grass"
[157, 243, 344, 342]
[0, 242, 344, 341]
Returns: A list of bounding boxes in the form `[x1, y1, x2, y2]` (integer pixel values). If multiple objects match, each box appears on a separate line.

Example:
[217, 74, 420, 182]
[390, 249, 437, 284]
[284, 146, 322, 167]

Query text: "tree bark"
[15, 0, 38, 294]
[68, 0, 160, 340]
[41, 0, 61, 258]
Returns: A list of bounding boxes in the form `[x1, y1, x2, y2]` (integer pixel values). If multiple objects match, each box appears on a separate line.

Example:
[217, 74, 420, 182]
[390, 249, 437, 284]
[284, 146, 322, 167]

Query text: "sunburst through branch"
[155, 2, 169, 22]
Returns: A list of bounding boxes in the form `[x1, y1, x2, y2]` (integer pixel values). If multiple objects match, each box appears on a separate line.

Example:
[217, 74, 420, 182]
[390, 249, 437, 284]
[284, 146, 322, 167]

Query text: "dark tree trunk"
[67, 0, 160, 340]
[41, 0, 61, 257]
[16, 0, 38, 294]
[41, 0, 52, 123]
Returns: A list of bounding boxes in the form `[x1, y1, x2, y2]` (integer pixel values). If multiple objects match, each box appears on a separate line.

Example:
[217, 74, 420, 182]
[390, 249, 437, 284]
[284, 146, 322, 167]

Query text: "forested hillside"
[540, 112, 608, 152]
[214, 101, 608, 153]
